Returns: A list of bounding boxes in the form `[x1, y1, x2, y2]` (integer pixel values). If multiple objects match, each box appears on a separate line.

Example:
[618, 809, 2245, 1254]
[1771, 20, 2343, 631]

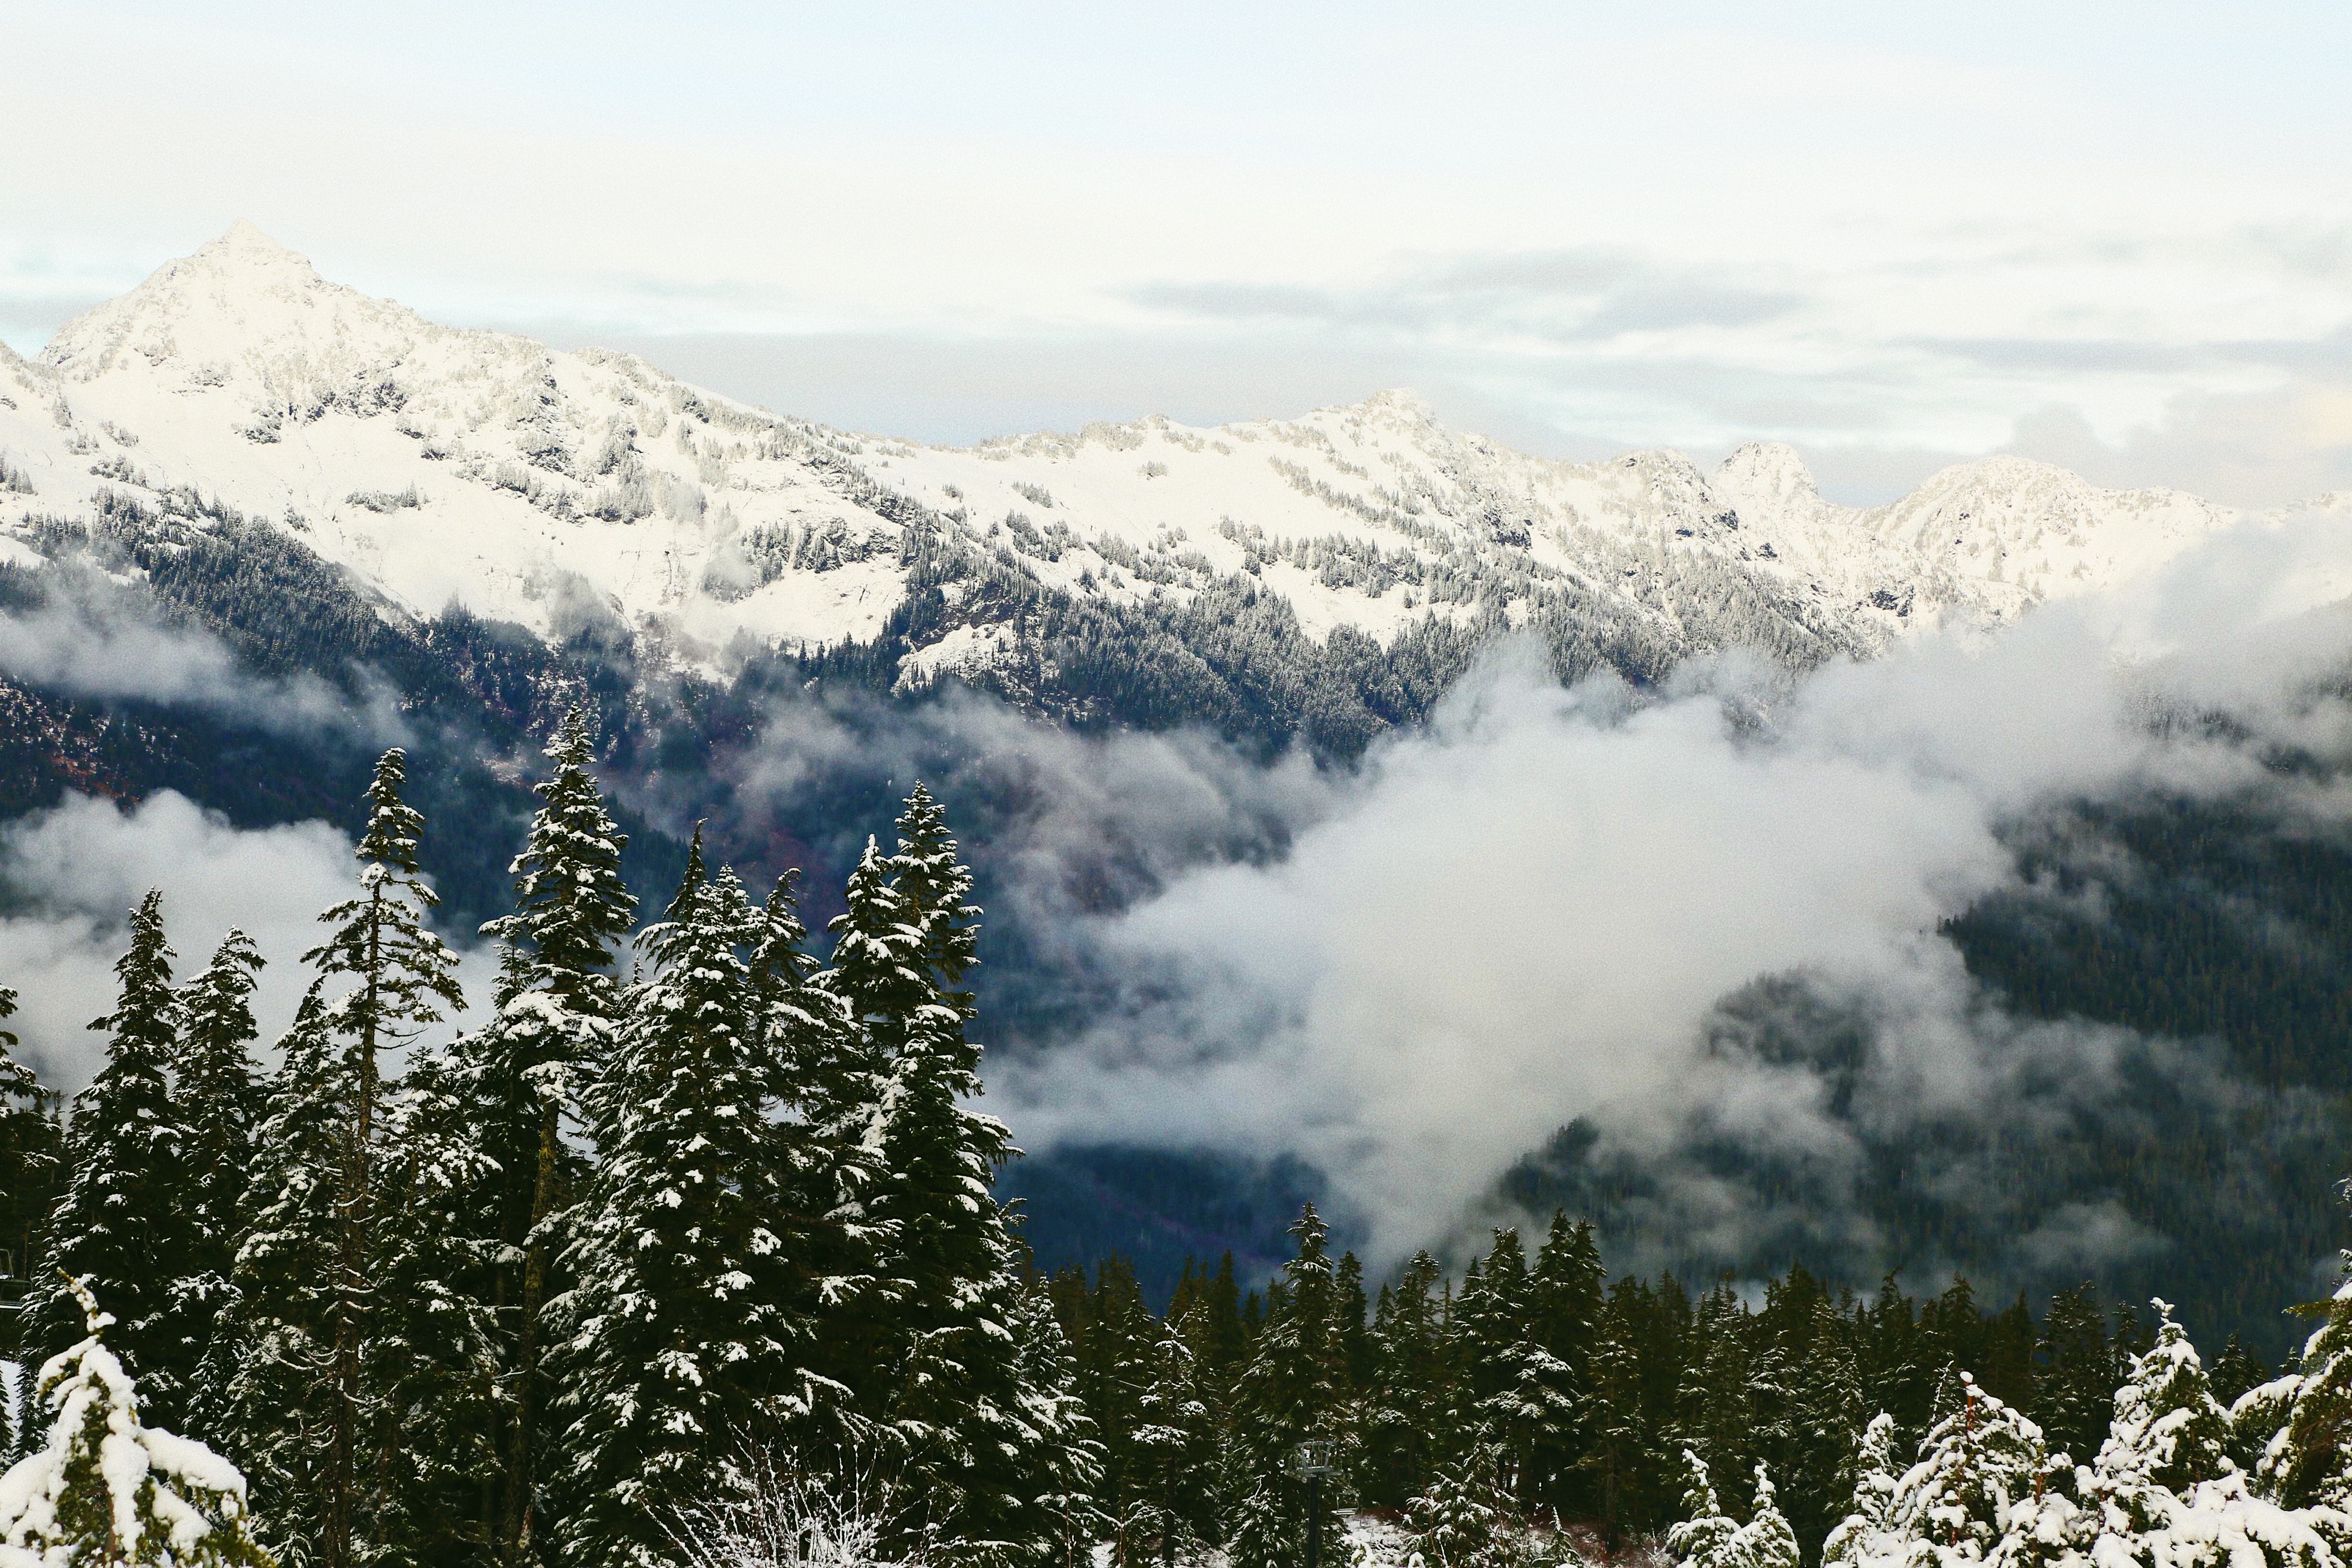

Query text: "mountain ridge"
[0, 225, 2299, 697]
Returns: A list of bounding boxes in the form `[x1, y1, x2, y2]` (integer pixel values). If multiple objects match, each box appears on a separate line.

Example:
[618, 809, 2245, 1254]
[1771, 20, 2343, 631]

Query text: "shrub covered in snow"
[0, 1277, 269, 1566]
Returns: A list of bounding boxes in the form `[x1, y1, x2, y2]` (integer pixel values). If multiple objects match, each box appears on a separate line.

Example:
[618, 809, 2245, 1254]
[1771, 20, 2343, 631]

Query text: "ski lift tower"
[1294, 1441, 1336, 1568]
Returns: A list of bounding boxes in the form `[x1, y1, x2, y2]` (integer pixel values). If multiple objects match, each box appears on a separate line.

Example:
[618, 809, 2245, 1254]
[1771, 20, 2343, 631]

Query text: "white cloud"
[994, 513, 2352, 1266]
[0, 594, 406, 743]
[0, 791, 492, 1098]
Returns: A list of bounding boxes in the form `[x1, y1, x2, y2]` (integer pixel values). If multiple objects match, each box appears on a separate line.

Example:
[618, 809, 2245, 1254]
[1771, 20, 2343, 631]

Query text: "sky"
[7, 1, 2352, 502]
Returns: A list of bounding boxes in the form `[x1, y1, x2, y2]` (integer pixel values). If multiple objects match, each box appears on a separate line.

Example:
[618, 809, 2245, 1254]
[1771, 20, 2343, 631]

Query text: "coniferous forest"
[5, 716, 2352, 1568]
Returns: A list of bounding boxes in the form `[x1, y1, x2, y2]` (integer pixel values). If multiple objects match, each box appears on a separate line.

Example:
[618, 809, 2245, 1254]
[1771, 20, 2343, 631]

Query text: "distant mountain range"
[4, 223, 2310, 694]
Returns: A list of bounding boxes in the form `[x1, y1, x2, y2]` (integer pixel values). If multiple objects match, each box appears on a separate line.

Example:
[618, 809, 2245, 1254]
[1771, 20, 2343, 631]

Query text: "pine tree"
[1526, 1214, 1604, 1513]
[1666, 1447, 1737, 1568]
[1011, 1280, 1107, 1568]
[1368, 1251, 1461, 1507]
[1224, 1206, 1352, 1568]
[1725, 1466, 1800, 1568]
[2033, 1284, 2113, 1465]
[1884, 1373, 2048, 1559]
[1127, 1307, 1220, 1565]
[1819, 1412, 1901, 1568]
[1780, 1298, 1866, 1559]
[0, 1278, 269, 1566]
[306, 747, 467, 1568]
[1680, 1288, 1758, 1511]
[0, 984, 62, 1366]
[463, 706, 636, 1561]
[2209, 1337, 2269, 1412]
[545, 860, 803, 1568]
[2094, 1301, 2233, 1516]
[852, 788, 1083, 1567]
[1408, 1443, 1516, 1568]
[2074, 1301, 2339, 1568]
[1579, 1288, 1648, 1547]
[1078, 1256, 1157, 1525]
[199, 982, 344, 1563]
[2264, 1267, 2352, 1510]
[169, 930, 265, 1386]
[810, 837, 920, 1403]
[1462, 1228, 1578, 1507]
[31, 892, 194, 1426]
[363, 1039, 505, 1568]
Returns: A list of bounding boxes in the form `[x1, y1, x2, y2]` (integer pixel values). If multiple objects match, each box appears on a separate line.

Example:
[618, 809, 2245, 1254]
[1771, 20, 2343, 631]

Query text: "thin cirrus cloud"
[1128, 249, 1811, 345]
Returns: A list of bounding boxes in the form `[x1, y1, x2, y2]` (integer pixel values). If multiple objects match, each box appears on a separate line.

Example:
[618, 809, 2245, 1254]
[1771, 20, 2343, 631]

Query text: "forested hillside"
[2, 729, 2352, 1568]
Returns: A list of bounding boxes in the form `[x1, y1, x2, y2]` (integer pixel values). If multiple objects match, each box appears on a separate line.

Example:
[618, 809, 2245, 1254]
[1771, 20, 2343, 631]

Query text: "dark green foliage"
[170, 929, 265, 1360]
[1223, 1205, 1352, 1568]
[546, 861, 804, 1568]
[31, 890, 197, 1425]
[198, 982, 342, 1561]
[0, 983, 61, 1359]
[460, 704, 638, 1558]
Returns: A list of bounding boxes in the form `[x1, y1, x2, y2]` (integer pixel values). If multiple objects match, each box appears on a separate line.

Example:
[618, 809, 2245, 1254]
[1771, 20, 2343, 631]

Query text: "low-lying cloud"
[0, 592, 408, 745]
[0, 790, 493, 1097]
[983, 511, 2352, 1282]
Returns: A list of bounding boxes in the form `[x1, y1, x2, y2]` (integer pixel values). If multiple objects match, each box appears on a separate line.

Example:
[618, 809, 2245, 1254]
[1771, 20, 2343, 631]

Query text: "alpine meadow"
[10, 8, 2352, 1568]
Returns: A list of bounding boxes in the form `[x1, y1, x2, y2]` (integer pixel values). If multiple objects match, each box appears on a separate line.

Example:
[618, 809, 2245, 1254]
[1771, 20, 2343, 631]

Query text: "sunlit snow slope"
[0, 225, 2303, 684]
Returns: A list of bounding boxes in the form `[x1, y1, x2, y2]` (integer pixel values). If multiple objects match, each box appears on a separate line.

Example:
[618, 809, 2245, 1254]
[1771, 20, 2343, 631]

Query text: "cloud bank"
[0, 593, 408, 744]
[982, 512, 2352, 1277]
[0, 791, 497, 1097]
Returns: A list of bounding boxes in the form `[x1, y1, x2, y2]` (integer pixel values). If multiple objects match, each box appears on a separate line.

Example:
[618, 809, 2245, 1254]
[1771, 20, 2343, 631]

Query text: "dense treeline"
[5, 716, 2352, 1568]
[1048, 1216, 2290, 1562]
[0, 720, 1093, 1568]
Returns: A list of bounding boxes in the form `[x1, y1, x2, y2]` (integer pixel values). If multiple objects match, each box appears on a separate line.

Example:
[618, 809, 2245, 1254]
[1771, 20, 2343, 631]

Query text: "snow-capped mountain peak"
[1716, 441, 1821, 510]
[0, 229, 2289, 692]
[45, 223, 429, 385]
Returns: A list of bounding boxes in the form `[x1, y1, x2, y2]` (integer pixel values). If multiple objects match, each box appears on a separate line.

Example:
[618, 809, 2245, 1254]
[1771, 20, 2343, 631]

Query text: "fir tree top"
[307, 748, 464, 1040]
[482, 705, 636, 1009]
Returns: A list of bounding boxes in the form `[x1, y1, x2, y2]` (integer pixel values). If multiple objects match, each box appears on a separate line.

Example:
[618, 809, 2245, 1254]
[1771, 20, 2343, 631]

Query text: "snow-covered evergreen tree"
[1820, 1413, 1901, 1568]
[1010, 1283, 1105, 1568]
[30, 893, 194, 1426]
[1225, 1207, 1352, 1568]
[1782, 1298, 1867, 1557]
[362, 1038, 505, 1568]
[1883, 1373, 2048, 1563]
[2080, 1303, 2346, 1568]
[1525, 1215, 1603, 1512]
[198, 982, 342, 1564]
[168, 930, 265, 1388]
[2092, 1301, 2235, 1528]
[1577, 1289, 1647, 1546]
[1125, 1308, 1219, 1564]
[1668, 1447, 1738, 1568]
[0, 1277, 269, 1567]
[1681, 1289, 1759, 1513]
[848, 788, 1086, 1568]
[809, 838, 916, 1401]
[2265, 1268, 2352, 1511]
[0, 985, 62, 1367]
[305, 748, 467, 1568]
[545, 859, 805, 1568]
[461, 705, 637, 1559]
[1726, 1466, 1800, 1568]
[1462, 1228, 1577, 1507]
[2032, 1287, 2115, 1470]
[1408, 1444, 1516, 1568]
[1367, 1251, 1462, 1508]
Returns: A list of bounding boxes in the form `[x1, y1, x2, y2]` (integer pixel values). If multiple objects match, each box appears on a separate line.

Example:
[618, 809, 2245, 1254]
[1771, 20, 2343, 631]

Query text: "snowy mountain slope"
[0, 225, 2277, 690]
